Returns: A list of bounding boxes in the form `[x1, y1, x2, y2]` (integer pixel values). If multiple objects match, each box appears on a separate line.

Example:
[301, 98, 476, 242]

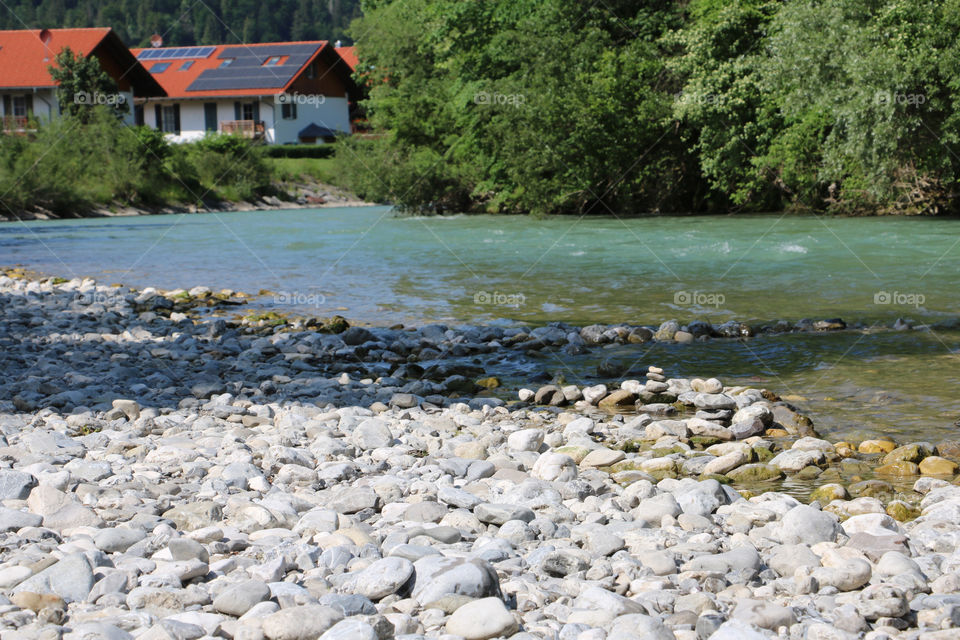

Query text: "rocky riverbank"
[1, 271, 959, 640]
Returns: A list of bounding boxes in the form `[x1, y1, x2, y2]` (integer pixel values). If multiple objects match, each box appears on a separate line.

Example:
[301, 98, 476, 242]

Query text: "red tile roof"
[0, 28, 164, 96]
[335, 46, 358, 71]
[131, 41, 342, 99]
[0, 28, 112, 88]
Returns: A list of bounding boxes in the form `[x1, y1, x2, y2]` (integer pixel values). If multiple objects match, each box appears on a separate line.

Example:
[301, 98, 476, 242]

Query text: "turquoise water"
[2, 206, 959, 441]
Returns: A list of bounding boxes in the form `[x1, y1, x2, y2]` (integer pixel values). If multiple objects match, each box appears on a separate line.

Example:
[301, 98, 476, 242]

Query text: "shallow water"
[2, 206, 959, 444]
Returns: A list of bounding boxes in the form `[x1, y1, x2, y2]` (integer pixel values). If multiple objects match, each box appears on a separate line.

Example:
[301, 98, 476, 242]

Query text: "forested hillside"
[0, 0, 362, 46]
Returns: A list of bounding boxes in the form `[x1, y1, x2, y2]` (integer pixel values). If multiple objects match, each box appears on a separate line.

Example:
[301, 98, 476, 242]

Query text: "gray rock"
[634, 493, 682, 524]
[732, 598, 796, 630]
[262, 604, 344, 640]
[0, 507, 42, 532]
[162, 501, 223, 531]
[474, 503, 535, 525]
[169, 538, 209, 563]
[351, 418, 394, 450]
[13, 552, 94, 603]
[404, 501, 448, 523]
[213, 579, 271, 616]
[351, 557, 414, 600]
[445, 597, 518, 640]
[319, 619, 379, 640]
[779, 504, 840, 544]
[0, 470, 36, 500]
[411, 557, 501, 605]
[682, 546, 761, 575]
[541, 551, 589, 577]
[767, 544, 821, 577]
[94, 528, 147, 553]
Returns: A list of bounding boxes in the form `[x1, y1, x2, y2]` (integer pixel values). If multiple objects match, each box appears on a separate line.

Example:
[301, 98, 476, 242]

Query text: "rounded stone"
[445, 597, 517, 640]
[351, 557, 414, 600]
[213, 580, 271, 617]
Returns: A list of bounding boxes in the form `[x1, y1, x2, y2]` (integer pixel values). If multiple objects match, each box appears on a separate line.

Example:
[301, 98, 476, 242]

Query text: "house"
[132, 41, 360, 144]
[0, 27, 165, 131]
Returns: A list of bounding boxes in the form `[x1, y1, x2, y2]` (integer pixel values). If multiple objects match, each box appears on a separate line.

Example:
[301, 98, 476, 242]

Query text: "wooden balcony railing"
[220, 120, 265, 139]
[1, 115, 29, 132]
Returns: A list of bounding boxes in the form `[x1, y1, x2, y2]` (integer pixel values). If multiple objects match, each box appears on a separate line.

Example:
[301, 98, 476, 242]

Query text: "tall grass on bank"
[0, 107, 272, 215]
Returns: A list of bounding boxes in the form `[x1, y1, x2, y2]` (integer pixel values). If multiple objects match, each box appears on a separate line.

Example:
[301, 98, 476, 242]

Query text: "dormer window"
[263, 56, 284, 67]
[151, 62, 171, 72]
[179, 60, 194, 70]
[219, 58, 234, 68]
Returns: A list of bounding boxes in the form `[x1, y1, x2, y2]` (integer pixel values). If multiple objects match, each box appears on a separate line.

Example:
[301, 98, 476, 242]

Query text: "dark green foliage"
[0, 0, 361, 46]
[341, 0, 960, 215]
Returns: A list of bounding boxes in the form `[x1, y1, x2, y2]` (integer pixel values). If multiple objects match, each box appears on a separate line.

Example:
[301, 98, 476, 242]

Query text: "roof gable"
[0, 28, 164, 96]
[0, 28, 110, 88]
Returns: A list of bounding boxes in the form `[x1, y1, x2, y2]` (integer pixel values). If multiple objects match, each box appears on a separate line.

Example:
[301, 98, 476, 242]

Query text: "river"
[2, 206, 958, 444]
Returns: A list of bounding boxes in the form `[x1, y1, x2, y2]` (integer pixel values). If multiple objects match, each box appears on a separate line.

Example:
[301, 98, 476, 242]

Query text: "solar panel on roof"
[140, 46, 217, 62]
[186, 43, 321, 92]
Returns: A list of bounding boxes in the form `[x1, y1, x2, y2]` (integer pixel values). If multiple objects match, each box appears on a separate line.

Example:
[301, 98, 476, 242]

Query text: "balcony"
[220, 120, 265, 139]
[1, 115, 30, 133]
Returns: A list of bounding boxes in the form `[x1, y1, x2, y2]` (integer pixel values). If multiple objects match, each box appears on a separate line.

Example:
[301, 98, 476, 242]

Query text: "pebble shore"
[1, 272, 959, 640]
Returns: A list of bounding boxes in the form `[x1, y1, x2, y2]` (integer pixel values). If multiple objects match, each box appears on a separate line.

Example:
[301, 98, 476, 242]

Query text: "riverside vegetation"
[1, 269, 959, 639]
[339, 0, 960, 216]
[0, 108, 358, 218]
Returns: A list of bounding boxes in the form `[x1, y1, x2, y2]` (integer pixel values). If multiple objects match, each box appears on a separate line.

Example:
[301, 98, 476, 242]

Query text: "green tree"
[47, 47, 128, 122]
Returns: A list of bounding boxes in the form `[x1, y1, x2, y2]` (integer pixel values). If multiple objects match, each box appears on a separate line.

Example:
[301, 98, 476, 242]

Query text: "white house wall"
[272, 96, 351, 144]
[143, 95, 350, 145]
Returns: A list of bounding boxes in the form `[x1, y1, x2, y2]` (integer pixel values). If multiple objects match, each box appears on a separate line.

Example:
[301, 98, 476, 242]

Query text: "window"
[161, 105, 178, 133]
[263, 56, 284, 67]
[151, 62, 171, 72]
[179, 60, 194, 70]
[241, 103, 255, 121]
[306, 63, 315, 79]
[219, 58, 234, 68]
[281, 102, 297, 120]
[11, 96, 27, 117]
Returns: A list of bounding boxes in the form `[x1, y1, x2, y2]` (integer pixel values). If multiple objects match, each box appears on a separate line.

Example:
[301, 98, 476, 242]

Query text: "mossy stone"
[810, 483, 849, 503]
[849, 479, 894, 499]
[690, 436, 721, 449]
[886, 500, 920, 522]
[882, 443, 934, 465]
[726, 463, 783, 483]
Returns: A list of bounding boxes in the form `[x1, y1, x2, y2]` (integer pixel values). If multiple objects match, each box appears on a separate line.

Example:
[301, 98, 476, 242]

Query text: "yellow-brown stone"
[918, 456, 959, 476]
[859, 439, 896, 454]
[875, 461, 920, 476]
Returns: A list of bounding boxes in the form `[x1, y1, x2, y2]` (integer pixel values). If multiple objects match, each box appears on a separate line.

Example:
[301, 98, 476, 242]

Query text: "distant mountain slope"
[0, 0, 361, 46]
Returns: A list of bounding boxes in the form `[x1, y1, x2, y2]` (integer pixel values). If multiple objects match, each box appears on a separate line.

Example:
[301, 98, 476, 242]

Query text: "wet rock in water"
[598, 389, 636, 410]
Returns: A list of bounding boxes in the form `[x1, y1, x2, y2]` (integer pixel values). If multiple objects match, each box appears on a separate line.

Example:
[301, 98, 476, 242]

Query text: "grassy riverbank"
[0, 109, 363, 220]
